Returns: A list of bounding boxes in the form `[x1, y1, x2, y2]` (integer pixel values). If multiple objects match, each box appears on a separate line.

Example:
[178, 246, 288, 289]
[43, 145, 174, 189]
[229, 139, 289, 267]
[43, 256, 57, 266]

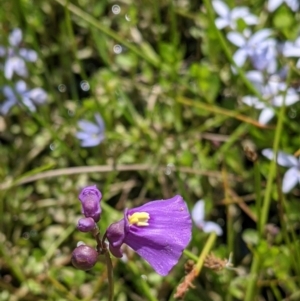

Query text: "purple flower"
[191, 200, 223, 236]
[242, 71, 299, 124]
[283, 37, 300, 68]
[78, 185, 102, 222]
[77, 217, 96, 232]
[105, 195, 192, 276]
[76, 114, 105, 147]
[212, 0, 258, 30]
[268, 0, 299, 12]
[0, 80, 47, 115]
[227, 29, 274, 68]
[0, 28, 38, 79]
[262, 149, 300, 193]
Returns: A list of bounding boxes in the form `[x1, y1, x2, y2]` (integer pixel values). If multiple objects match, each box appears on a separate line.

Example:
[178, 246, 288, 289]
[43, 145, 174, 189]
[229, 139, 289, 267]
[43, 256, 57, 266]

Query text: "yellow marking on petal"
[128, 212, 150, 226]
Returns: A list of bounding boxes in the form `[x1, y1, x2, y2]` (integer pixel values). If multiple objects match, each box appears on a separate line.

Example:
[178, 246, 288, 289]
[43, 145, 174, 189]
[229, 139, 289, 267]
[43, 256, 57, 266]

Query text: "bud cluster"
[71, 185, 103, 271]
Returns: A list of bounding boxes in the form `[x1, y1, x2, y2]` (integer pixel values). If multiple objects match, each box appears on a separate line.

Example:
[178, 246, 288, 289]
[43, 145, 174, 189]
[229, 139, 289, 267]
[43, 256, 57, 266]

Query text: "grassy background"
[1, 0, 300, 300]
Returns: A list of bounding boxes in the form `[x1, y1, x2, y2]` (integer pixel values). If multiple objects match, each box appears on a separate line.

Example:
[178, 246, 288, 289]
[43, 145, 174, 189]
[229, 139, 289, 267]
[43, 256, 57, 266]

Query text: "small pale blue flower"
[268, 0, 299, 12]
[212, 0, 258, 30]
[0, 28, 37, 79]
[227, 29, 275, 69]
[192, 200, 223, 236]
[262, 149, 300, 193]
[283, 37, 300, 68]
[76, 114, 105, 147]
[1, 80, 47, 115]
[242, 71, 299, 124]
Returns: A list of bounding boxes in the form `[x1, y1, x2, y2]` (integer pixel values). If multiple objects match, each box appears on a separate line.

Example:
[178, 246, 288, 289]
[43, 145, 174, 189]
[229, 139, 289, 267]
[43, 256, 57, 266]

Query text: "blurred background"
[1, 0, 300, 300]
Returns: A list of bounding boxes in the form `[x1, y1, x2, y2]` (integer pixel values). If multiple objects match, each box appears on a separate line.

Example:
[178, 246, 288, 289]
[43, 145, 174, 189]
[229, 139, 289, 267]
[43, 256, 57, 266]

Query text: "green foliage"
[1, 0, 300, 301]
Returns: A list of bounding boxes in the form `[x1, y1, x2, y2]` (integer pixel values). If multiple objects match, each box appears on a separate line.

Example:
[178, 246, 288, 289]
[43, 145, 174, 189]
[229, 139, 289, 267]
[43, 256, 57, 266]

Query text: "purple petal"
[78, 120, 100, 134]
[212, 0, 229, 17]
[282, 167, 299, 193]
[227, 32, 246, 47]
[77, 217, 96, 232]
[202, 221, 223, 236]
[9, 28, 22, 47]
[124, 195, 192, 276]
[258, 108, 274, 125]
[191, 200, 205, 224]
[19, 48, 38, 62]
[78, 185, 102, 222]
[262, 149, 298, 167]
[106, 219, 126, 257]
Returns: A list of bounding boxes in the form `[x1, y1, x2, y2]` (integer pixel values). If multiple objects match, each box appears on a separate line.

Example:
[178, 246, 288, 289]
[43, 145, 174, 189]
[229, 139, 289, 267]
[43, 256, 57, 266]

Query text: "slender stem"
[177, 96, 273, 129]
[254, 160, 262, 236]
[194, 232, 217, 275]
[104, 252, 114, 301]
[244, 69, 291, 301]
[244, 252, 261, 301]
[183, 249, 198, 261]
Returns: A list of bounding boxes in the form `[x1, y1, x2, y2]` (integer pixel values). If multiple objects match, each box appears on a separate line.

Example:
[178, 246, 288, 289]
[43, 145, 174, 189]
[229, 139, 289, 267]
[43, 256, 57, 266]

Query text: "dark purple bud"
[79, 185, 102, 222]
[71, 245, 98, 270]
[77, 217, 96, 232]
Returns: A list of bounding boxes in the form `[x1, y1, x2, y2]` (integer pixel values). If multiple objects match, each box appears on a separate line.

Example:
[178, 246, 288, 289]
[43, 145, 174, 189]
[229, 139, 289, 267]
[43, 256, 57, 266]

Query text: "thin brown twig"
[0, 164, 242, 190]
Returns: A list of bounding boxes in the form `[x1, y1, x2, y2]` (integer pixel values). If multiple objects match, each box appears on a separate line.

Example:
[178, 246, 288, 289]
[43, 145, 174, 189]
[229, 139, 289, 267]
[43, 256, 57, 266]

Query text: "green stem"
[254, 160, 262, 236]
[183, 249, 198, 261]
[195, 232, 217, 275]
[244, 70, 290, 301]
[104, 252, 114, 301]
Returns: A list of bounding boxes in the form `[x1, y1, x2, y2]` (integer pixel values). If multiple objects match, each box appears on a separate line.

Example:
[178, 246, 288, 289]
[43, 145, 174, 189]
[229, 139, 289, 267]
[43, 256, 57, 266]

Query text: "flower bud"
[79, 185, 102, 222]
[77, 217, 96, 232]
[71, 245, 98, 270]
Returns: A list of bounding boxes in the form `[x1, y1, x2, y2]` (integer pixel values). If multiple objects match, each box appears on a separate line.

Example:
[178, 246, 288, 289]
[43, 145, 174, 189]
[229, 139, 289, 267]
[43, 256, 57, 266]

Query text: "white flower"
[283, 37, 300, 68]
[242, 71, 299, 124]
[227, 29, 275, 69]
[212, 0, 258, 30]
[191, 200, 223, 236]
[268, 0, 299, 12]
[262, 149, 300, 193]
